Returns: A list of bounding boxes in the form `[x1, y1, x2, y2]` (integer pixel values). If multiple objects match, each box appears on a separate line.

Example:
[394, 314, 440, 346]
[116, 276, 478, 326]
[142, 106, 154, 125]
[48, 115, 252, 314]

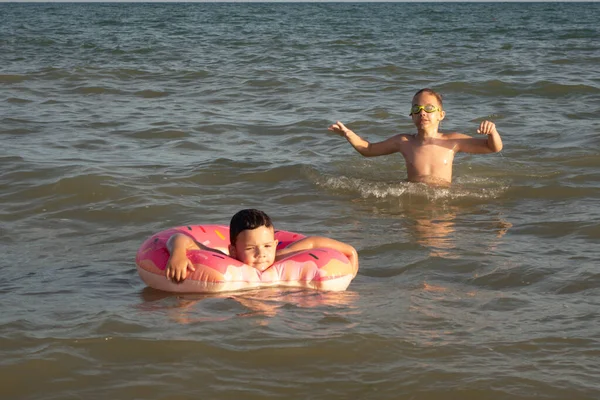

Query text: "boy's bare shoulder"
[391, 133, 415, 142]
[441, 131, 471, 139]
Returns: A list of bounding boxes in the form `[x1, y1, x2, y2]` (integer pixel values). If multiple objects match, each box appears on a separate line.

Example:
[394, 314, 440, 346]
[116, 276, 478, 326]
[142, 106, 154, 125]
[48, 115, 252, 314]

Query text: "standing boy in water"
[328, 88, 503, 186]
[166, 209, 359, 282]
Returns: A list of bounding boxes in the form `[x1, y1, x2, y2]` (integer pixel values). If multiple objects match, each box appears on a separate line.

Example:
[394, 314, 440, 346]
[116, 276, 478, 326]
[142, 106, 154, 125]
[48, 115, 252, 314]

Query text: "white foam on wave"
[314, 173, 510, 203]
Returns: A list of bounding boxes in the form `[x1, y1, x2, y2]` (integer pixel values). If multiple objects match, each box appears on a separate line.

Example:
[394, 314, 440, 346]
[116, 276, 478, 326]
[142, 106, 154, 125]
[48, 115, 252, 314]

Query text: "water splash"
[314, 173, 509, 203]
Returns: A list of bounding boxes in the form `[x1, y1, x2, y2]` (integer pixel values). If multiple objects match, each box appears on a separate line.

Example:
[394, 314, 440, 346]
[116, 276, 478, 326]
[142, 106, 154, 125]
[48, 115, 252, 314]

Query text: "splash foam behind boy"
[328, 88, 503, 186]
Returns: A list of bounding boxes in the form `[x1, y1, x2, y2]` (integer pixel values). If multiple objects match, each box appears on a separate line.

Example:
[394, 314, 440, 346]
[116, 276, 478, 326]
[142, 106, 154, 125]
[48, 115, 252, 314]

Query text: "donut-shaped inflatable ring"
[136, 225, 356, 293]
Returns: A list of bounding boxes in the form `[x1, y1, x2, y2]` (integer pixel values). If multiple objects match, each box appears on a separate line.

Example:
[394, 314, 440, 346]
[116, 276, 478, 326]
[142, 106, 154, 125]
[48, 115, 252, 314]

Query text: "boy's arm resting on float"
[165, 233, 229, 282]
[328, 121, 402, 157]
[452, 120, 503, 154]
[165, 233, 200, 282]
[277, 236, 359, 275]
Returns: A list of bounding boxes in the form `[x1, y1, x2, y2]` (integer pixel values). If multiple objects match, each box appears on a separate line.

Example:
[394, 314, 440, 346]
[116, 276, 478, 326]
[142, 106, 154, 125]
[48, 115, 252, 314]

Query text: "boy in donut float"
[165, 209, 358, 285]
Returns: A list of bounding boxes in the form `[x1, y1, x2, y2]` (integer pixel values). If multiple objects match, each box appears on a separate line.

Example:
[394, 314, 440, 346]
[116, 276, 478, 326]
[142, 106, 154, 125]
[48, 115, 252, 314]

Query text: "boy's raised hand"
[328, 121, 351, 137]
[477, 120, 499, 136]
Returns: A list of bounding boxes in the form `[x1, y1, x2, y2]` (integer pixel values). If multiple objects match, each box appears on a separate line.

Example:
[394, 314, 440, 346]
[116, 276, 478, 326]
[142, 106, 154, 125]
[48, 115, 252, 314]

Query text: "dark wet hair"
[413, 88, 443, 109]
[229, 209, 274, 245]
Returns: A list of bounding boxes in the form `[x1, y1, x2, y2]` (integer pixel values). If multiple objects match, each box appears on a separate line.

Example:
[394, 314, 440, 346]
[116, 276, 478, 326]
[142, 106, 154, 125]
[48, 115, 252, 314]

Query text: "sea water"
[1, 2, 599, 399]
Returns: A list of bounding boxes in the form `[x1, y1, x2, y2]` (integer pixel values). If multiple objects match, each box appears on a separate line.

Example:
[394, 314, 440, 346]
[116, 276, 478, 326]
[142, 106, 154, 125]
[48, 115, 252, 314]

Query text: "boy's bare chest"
[402, 140, 456, 168]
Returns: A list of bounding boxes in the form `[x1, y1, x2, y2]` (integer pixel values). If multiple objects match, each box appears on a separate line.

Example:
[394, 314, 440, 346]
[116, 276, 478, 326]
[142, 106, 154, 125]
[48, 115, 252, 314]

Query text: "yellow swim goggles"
[409, 104, 441, 115]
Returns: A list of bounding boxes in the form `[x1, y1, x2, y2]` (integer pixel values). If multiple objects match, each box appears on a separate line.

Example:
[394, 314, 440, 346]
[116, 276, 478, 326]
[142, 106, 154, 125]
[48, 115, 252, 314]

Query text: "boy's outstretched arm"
[328, 121, 401, 157]
[165, 233, 200, 282]
[455, 120, 503, 154]
[277, 236, 359, 275]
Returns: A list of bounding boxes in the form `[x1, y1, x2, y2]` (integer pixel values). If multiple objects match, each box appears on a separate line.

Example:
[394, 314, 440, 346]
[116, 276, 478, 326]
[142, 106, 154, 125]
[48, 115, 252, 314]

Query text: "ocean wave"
[0, 74, 30, 83]
[6, 97, 33, 104]
[134, 89, 169, 98]
[70, 86, 126, 95]
[440, 80, 600, 98]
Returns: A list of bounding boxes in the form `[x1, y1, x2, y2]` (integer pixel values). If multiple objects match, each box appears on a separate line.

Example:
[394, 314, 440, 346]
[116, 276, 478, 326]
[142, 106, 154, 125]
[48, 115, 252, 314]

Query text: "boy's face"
[229, 226, 278, 271]
[411, 92, 445, 130]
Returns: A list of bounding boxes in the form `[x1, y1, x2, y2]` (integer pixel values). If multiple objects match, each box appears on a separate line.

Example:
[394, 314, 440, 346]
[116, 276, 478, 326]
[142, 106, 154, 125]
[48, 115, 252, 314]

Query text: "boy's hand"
[477, 120, 498, 136]
[328, 121, 352, 137]
[166, 252, 195, 283]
